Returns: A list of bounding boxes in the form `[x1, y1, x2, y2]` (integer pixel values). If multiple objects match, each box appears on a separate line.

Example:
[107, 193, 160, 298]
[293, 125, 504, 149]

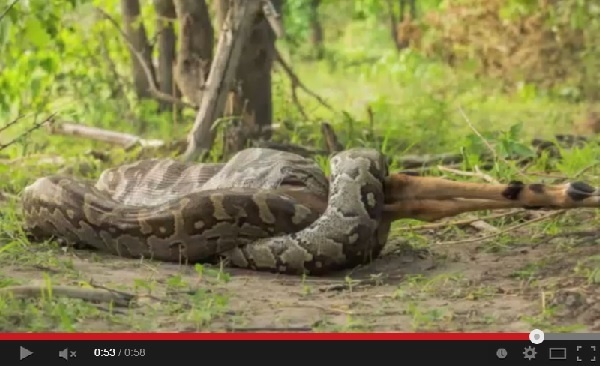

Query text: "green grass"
[0, 6, 599, 332]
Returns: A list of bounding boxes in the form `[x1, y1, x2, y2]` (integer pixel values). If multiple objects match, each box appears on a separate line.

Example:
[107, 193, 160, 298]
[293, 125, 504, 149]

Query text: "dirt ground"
[3, 213, 599, 332]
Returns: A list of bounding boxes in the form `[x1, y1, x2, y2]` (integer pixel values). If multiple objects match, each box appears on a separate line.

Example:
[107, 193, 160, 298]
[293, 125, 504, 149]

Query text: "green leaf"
[510, 142, 537, 158]
[23, 18, 51, 48]
[509, 122, 523, 140]
[38, 54, 58, 73]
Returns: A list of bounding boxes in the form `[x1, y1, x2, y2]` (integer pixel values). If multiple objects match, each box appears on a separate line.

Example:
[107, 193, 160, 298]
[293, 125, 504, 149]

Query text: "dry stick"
[474, 165, 499, 183]
[48, 122, 165, 150]
[321, 122, 343, 153]
[0, 285, 134, 307]
[366, 105, 376, 139]
[96, 8, 194, 110]
[437, 165, 498, 183]
[464, 215, 500, 233]
[435, 210, 565, 246]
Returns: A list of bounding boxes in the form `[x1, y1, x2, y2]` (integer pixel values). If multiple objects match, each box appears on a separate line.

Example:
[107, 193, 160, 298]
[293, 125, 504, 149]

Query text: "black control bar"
[5, 340, 598, 365]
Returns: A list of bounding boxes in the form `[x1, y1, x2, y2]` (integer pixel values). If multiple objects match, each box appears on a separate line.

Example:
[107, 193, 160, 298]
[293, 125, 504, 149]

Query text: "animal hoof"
[567, 181, 599, 201]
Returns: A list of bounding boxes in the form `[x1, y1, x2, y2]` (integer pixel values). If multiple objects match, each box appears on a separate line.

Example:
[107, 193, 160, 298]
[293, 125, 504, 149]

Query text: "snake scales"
[21, 148, 390, 275]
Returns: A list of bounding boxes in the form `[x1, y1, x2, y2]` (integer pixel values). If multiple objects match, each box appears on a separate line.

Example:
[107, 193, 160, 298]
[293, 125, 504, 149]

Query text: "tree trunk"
[120, 0, 156, 100]
[153, 0, 180, 112]
[215, 0, 281, 156]
[172, 0, 214, 106]
[308, 0, 324, 59]
[182, 0, 264, 162]
[389, 0, 418, 51]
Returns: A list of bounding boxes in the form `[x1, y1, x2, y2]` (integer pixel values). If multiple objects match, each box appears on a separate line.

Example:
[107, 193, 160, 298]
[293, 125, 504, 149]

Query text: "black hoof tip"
[567, 181, 597, 201]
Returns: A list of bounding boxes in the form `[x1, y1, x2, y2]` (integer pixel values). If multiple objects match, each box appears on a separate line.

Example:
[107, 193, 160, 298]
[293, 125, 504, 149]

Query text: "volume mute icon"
[20, 346, 34, 360]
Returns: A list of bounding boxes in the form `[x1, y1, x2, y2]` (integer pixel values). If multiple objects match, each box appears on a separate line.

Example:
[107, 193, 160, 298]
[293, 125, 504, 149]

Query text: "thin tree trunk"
[182, 0, 264, 161]
[121, 0, 156, 100]
[153, 0, 180, 112]
[172, 0, 214, 106]
[215, 0, 281, 155]
[308, 0, 324, 59]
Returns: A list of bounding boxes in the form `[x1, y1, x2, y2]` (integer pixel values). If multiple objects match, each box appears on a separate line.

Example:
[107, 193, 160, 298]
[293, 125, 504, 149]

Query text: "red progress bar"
[0, 333, 529, 341]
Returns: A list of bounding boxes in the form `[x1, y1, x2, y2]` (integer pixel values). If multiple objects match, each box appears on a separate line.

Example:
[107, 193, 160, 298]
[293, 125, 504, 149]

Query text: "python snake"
[21, 148, 389, 275]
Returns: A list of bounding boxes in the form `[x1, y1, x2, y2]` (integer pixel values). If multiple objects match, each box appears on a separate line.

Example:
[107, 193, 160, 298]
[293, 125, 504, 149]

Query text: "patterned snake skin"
[21, 148, 389, 275]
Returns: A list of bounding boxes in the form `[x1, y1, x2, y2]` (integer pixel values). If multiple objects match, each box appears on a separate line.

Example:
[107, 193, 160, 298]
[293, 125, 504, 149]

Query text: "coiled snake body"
[22, 148, 388, 275]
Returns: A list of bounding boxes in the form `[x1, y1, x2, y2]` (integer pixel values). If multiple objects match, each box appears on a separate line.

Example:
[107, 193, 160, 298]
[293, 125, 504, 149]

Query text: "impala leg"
[383, 173, 600, 222]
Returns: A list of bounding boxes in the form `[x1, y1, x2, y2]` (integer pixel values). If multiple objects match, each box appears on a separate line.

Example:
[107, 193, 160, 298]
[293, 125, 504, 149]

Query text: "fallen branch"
[0, 285, 134, 307]
[48, 122, 165, 150]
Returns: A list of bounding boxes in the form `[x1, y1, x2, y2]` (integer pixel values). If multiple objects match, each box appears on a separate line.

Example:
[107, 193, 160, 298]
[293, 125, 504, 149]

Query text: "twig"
[474, 166, 499, 183]
[0, 113, 56, 152]
[321, 122, 343, 153]
[395, 210, 524, 232]
[96, 8, 194, 109]
[0, 113, 27, 134]
[457, 106, 528, 178]
[0, 285, 134, 307]
[274, 47, 334, 114]
[573, 161, 600, 179]
[366, 105, 375, 140]
[0, 0, 20, 23]
[437, 165, 497, 183]
[435, 210, 565, 245]
[464, 215, 500, 232]
[457, 106, 497, 162]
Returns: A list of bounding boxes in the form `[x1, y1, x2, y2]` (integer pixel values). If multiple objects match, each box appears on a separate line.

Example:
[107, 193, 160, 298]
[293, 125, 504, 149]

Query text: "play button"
[20, 346, 33, 360]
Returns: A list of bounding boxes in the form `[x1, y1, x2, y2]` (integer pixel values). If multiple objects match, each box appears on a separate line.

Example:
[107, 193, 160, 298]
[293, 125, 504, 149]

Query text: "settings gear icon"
[523, 346, 537, 360]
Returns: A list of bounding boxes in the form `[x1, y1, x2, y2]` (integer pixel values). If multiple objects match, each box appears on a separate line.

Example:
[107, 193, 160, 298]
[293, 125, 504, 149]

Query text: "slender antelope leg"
[383, 173, 600, 222]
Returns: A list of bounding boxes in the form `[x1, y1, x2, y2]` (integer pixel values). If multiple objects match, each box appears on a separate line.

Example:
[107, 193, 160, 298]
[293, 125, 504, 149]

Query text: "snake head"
[331, 149, 388, 183]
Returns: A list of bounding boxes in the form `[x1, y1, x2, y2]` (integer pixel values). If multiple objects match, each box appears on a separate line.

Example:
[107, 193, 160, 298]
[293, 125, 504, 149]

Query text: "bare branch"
[96, 7, 195, 109]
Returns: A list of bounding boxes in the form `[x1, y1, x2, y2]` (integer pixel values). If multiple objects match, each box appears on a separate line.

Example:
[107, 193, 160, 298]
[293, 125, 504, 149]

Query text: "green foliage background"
[0, 0, 598, 161]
